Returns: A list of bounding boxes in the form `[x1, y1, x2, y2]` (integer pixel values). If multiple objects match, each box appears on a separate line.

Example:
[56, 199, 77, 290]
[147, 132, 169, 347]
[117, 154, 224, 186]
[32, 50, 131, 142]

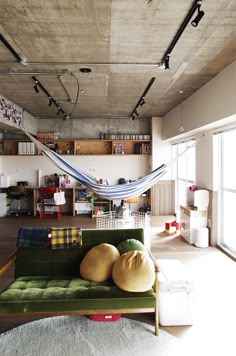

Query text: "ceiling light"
[134, 109, 139, 116]
[191, 10, 204, 27]
[191, 0, 204, 27]
[33, 81, 39, 93]
[164, 56, 170, 70]
[140, 98, 145, 106]
[79, 68, 92, 74]
[48, 97, 53, 106]
[56, 107, 61, 115]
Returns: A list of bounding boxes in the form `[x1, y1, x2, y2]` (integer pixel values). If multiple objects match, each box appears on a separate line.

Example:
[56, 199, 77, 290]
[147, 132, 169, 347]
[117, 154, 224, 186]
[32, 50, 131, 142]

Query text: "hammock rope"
[25, 131, 196, 201]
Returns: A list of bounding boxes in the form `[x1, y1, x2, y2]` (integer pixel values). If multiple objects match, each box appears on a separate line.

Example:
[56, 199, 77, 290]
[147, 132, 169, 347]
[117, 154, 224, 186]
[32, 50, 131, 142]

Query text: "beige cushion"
[80, 243, 120, 282]
[112, 250, 155, 292]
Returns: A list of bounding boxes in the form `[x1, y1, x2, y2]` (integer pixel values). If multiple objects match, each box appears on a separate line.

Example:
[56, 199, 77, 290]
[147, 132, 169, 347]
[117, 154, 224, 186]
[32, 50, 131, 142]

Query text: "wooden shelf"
[0, 138, 151, 156]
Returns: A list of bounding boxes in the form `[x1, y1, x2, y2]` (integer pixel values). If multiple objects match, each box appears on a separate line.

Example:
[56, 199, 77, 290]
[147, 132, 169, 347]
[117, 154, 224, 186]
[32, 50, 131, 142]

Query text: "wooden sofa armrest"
[0, 251, 17, 277]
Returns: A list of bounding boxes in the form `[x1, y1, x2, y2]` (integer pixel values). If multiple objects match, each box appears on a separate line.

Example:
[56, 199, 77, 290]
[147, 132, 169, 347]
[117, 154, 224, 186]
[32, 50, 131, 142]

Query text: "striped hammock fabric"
[26, 132, 169, 200]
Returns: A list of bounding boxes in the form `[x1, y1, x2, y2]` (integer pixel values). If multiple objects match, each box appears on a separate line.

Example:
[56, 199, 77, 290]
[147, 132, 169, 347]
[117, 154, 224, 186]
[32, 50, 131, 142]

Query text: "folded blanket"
[17, 227, 50, 248]
[49, 227, 82, 249]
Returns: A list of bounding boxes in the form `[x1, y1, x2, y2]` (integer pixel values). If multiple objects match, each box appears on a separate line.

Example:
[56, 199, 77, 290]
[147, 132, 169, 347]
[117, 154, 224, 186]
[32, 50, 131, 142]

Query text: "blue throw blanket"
[17, 227, 50, 248]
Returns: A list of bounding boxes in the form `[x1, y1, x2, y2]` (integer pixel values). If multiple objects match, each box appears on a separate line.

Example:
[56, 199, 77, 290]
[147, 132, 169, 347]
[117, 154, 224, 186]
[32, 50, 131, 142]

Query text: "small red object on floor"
[88, 314, 121, 322]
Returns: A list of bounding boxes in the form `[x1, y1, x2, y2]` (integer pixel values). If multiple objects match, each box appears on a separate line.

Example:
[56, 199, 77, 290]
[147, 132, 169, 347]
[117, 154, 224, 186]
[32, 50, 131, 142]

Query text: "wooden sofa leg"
[155, 309, 159, 336]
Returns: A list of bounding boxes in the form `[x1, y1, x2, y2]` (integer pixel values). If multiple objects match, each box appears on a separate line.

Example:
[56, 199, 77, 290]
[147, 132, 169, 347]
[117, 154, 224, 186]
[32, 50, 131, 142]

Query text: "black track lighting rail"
[161, 0, 204, 69]
[32, 76, 70, 119]
[129, 77, 156, 120]
[0, 33, 27, 66]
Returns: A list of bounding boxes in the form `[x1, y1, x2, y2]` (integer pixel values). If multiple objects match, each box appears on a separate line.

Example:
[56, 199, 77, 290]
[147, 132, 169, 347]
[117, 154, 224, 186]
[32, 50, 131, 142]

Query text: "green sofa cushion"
[0, 276, 156, 315]
[116, 239, 146, 255]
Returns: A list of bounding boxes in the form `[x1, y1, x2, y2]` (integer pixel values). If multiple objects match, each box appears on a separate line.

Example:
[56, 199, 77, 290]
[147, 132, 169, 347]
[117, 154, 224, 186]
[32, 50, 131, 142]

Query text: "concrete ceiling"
[0, 0, 236, 127]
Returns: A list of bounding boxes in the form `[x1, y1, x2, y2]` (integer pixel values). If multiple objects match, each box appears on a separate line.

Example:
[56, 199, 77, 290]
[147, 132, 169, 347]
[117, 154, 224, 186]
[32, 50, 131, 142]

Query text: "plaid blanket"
[49, 227, 82, 249]
[17, 227, 50, 248]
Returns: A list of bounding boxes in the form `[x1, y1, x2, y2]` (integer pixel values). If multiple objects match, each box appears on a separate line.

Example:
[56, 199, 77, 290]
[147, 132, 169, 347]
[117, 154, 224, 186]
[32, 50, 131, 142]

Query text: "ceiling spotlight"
[56, 107, 61, 115]
[33, 81, 39, 93]
[48, 96, 53, 106]
[191, 10, 204, 27]
[79, 68, 92, 74]
[132, 114, 135, 120]
[191, 0, 204, 27]
[134, 109, 139, 116]
[164, 55, 170, 70]
[140, 98, 145, 106]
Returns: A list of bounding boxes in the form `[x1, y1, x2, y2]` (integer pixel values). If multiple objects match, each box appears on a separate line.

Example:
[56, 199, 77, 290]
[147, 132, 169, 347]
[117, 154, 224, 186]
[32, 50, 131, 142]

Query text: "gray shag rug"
[0, 316, 186, 356]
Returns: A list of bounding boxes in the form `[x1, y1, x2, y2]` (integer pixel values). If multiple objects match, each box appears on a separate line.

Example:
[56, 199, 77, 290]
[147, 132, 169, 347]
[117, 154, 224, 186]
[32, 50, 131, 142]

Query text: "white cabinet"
[180, 205, 207, 244]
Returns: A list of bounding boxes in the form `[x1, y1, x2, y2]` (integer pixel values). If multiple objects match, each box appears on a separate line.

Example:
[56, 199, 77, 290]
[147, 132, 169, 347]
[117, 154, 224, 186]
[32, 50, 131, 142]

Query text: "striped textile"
[17, 227, 50, 248]
[49, 227, 82, 249]
[25, 131, 195, 201]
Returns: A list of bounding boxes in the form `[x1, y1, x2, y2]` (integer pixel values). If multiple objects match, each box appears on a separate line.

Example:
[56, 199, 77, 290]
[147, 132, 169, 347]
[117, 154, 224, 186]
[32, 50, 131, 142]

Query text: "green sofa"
[0, 228, 159, 335]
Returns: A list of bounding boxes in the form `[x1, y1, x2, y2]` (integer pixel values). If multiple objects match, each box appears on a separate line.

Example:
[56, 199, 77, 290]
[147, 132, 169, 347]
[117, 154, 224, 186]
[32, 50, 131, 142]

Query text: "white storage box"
[158, 259, 195, 326]
[0, 175, 10, 188]
[194, 227, 209, 248]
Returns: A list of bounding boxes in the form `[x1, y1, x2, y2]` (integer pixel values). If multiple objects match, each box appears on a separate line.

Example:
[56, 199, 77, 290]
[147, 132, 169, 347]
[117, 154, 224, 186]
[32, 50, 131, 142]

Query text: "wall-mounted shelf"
[0, 138, 151, 156]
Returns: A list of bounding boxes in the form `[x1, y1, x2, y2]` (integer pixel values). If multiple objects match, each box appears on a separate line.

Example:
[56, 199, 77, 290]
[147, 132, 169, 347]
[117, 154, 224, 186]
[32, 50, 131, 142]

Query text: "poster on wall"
[0, 95, 23, 128]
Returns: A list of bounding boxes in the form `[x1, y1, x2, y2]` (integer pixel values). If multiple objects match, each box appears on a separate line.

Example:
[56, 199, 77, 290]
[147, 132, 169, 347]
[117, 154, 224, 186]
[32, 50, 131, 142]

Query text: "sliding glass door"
[218, 129, 236, 255]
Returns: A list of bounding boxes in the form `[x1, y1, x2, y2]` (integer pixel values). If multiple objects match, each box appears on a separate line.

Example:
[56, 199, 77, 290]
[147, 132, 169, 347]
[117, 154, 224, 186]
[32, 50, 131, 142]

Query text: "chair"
[7, 186, 30, 217]
[39, 187, 62, 219]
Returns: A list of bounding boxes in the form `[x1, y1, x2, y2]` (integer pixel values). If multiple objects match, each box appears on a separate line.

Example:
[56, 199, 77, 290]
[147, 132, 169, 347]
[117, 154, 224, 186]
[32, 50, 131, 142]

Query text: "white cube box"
[158, 259, 195, 326]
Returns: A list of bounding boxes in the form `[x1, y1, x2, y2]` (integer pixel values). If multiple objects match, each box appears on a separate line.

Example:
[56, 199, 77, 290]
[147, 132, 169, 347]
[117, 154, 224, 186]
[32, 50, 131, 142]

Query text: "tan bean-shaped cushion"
[80, 243, 120, 282]
[112, 250, 155, 292]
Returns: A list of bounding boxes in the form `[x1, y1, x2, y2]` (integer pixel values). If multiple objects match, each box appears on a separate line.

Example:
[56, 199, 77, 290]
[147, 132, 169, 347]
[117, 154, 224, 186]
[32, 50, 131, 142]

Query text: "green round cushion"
[117, 239, 146, 255]
[112, 250, 155, 292]
[80, 243, 120, 282]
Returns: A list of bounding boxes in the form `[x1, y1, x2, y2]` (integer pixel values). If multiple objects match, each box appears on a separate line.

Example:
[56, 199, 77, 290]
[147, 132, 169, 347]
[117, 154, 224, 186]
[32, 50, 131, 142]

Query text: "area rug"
[0, 316, 186, 356]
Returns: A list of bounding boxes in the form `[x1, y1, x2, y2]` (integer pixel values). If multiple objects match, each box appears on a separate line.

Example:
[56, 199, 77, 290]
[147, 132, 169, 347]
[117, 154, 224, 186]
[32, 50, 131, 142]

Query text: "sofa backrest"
[15, 228, 144, 278]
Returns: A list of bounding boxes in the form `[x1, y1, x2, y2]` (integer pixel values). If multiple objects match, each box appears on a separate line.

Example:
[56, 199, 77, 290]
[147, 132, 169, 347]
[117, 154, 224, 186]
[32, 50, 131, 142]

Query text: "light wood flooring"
[0, 214, 235, 356]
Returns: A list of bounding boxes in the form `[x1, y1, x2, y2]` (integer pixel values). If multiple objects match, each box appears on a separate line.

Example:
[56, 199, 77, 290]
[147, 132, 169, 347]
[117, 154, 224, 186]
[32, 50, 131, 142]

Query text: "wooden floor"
[0, 214, 235, 355]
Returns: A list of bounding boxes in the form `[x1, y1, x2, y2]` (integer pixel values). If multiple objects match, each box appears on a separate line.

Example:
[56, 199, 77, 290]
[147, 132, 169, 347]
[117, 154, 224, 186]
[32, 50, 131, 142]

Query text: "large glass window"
[217, 129, 236, 256]
[172, 139, 196, 211]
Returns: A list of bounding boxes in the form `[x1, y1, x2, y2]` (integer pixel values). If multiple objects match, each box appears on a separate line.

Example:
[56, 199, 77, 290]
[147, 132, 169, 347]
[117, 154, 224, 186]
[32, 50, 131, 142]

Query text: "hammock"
[25, 132, 188, 201]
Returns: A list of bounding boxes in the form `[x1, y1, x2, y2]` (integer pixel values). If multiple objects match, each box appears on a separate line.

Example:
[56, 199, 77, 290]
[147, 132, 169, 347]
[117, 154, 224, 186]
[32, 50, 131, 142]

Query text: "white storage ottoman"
[157, 259, 195, 326]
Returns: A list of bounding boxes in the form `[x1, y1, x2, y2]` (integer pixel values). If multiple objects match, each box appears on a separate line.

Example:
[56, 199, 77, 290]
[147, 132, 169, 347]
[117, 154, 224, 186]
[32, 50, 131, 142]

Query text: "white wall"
[161, 60, 236, 245]
[163, 60, 236, 140]
[2, 155, 150, 187]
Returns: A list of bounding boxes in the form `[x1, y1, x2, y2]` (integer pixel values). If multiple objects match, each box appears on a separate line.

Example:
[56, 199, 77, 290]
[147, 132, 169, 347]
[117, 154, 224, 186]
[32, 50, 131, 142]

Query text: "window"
[172, 139, 196, 211]
[216, 128, 236, 256]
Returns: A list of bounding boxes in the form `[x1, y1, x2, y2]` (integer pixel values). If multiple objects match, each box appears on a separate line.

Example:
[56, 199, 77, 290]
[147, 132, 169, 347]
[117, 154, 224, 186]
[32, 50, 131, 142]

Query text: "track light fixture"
[32, 76, 70, 119]
[48, 96, 52, 106]
[140, 97, 145, 106]
[164, 55, 170, 70]
[33, 80, 39, 93]
[159, 0, 205, 70]
[0, 33, 28, 66]
[191, 1, 204, 27]
[128, 77, 156, 120]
